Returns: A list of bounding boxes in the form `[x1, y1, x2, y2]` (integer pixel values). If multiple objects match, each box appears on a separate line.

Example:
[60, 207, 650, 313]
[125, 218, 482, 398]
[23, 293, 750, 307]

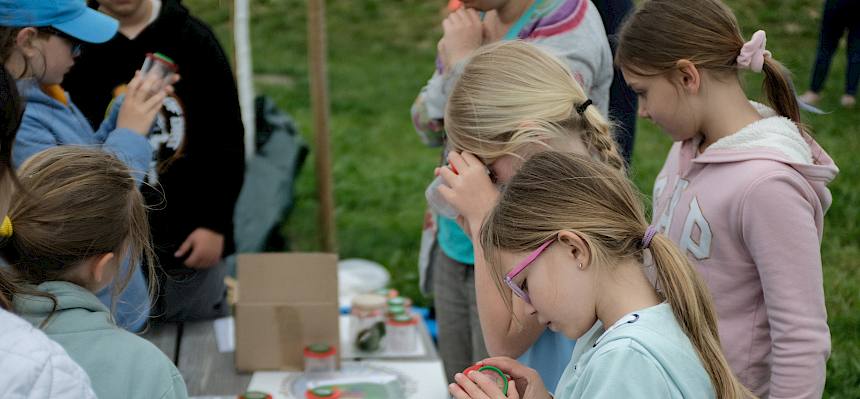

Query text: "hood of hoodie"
[682, 102, 839, 212]
[13, 281, 113, 334]
[17, 80, 66, 109]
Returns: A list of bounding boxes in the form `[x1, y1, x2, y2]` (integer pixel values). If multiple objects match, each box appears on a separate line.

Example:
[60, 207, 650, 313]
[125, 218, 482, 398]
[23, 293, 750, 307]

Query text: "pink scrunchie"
[737, 30, 772, 73]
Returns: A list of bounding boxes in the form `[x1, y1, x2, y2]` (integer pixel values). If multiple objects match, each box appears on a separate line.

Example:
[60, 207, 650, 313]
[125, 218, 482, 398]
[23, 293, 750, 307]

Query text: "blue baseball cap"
[0, 0, 119, 44]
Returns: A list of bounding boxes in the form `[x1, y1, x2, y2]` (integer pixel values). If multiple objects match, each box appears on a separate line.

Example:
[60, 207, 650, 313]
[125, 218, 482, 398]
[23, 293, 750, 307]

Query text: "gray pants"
[431, 243, 489, 383]
[154, 259, 229, 322]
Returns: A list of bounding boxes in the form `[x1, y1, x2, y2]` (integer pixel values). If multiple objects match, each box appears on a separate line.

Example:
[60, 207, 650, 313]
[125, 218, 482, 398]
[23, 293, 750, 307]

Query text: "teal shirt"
[555, 303, 715, 398]
[14, 281, 188, 399]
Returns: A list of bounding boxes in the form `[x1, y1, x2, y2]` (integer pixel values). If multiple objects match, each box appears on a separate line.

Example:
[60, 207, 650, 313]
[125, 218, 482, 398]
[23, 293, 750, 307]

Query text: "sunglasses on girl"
[40, 27, 83, 57]
[504, 237, 555, 305]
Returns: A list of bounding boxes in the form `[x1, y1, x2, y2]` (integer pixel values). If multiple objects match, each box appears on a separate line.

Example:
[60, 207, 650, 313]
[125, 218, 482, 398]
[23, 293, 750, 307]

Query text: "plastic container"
[463, 365, 512, 395]
[305, 387, 342, 399]
[304, 344, 337, 373]
[350, 294, 387, 352]
[425, 175, 459, 218]
[237, 392, 272, 399]
[386, 304, 406, 318]
[385, 314, 418, 352]
[140, 52, 177, 91]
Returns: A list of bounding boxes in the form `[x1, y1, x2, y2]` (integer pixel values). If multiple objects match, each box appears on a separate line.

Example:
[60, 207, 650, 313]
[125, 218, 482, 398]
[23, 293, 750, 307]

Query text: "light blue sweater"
[14, 281, 188, 399]
[555, 303, 715, 398]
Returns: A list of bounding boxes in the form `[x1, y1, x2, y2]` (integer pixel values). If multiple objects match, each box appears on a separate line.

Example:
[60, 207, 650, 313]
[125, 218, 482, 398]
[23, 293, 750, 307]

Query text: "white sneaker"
[800, 91, 821, 105]
[841, 95, 856, 108]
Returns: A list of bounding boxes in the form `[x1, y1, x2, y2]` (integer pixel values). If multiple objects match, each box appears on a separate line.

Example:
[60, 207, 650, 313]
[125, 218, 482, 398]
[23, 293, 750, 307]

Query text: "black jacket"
[65, 0, 245, 271]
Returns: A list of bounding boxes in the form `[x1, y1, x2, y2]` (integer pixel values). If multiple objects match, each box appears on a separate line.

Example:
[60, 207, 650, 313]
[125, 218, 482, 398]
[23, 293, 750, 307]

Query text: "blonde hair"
[444, 40, 625, 171]
[481, 152, 754, 399]
[616, 0, 803, 127]
[2, 147, 156, 318]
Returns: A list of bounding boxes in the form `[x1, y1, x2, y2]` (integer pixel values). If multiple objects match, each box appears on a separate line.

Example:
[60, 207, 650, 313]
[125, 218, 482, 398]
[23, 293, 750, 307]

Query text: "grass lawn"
[186, 0, 858, 396]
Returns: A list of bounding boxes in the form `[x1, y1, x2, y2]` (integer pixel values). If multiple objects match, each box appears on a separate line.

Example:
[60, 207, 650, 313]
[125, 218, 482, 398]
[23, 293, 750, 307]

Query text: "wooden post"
[307, 0, 337, 252]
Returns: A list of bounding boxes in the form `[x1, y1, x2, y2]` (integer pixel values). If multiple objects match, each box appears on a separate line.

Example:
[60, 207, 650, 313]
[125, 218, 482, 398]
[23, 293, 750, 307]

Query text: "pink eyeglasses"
[504, 238, 555, 304]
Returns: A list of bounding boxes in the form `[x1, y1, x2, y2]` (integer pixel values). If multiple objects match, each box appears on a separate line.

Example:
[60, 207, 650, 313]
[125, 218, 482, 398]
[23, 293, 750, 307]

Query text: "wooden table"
[143, 321, 252, 397]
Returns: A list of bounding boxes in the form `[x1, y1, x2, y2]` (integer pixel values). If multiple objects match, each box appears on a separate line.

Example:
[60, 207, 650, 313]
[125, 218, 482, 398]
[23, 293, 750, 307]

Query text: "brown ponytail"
[761, 57, 802, 125]
[617, 0, 806, 132]
[647, 233, 753, 398]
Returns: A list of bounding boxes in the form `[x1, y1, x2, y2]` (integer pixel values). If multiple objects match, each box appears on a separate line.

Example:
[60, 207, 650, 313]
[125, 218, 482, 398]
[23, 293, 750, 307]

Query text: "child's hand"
[479, 357, 552, 399]
[439, 7, 484, 71]
[117, 71, 167, 135]
[175, 228, 225, 269]
[450, 369, 520, 399]
[437, 151, 500, 238]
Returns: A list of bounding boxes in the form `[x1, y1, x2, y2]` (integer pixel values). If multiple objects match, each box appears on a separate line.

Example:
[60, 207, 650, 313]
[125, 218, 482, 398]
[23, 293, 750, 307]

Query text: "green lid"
[478, 366, 509, 395]
[308, 343, 331, 353]
[240, 391, 271, 399]
[153, 52, 175, 64]
[387, 297, 406, 306]
[311, 387, 335, 396]
[386, 305, 406, 315]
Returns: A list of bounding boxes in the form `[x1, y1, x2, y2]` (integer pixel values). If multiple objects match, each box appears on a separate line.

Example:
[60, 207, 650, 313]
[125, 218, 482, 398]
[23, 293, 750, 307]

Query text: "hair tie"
[576, 99, 592, 115]
[642, 225, 657, 249]
[737, 30, 772, 73]
[0, 216, 13, 238]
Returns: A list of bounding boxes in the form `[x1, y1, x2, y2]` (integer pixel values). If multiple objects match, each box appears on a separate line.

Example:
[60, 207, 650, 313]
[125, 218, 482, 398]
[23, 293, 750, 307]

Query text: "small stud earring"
[578, 263, 583, 270]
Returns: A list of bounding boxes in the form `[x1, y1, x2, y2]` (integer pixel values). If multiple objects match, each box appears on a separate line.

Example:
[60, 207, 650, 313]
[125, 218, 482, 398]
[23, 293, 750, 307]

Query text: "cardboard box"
[235, 252, 339, 371]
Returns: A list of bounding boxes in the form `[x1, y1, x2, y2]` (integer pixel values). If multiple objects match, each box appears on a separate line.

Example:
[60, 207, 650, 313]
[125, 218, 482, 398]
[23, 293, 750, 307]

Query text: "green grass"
[186, 0, 858, 396]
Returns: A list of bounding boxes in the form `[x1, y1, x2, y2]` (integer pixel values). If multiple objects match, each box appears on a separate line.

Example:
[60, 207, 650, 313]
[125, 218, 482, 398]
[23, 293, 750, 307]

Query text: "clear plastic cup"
[303, 344, 337, 373]
[425, 175, 458, 219]
[140, 52, 177, 92]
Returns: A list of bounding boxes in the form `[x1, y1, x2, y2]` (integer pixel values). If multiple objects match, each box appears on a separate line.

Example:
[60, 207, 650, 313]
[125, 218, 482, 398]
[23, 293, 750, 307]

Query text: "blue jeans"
[809, 0, 860, 95]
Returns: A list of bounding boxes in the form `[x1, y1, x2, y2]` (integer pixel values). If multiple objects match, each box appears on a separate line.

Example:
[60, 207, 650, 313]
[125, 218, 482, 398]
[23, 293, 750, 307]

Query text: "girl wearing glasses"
[1, 1, 170, 183]
[449, 152, 751, 399]
[0, 0, 178, 332]
[435, 40, 624, 390]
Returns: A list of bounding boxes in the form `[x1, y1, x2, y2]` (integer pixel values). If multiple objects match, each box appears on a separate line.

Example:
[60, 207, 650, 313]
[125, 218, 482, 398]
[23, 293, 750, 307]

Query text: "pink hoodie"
[651, 103, 837, 398]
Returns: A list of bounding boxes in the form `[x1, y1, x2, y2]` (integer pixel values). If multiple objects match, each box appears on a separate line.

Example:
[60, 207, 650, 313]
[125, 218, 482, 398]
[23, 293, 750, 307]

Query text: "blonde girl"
[436, 40, 623, 388]
[450, 151, 751, 399]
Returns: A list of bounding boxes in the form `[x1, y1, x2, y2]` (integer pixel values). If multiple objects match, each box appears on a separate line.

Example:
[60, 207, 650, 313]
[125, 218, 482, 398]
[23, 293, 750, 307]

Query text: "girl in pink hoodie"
[615, 1, 837, 398]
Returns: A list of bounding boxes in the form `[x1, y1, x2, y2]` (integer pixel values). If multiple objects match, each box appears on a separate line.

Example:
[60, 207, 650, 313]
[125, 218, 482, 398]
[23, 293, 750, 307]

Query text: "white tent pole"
[234, 0, 256, 161]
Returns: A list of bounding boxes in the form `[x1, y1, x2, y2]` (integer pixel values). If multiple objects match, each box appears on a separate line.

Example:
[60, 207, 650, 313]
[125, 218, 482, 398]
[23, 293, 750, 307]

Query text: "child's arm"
[473, 232, 553, 358]
[440, 152, 547, 358]
[742, 172, 830, 399]
[410, 63, 463, 147]
[95, 99, 153, 183]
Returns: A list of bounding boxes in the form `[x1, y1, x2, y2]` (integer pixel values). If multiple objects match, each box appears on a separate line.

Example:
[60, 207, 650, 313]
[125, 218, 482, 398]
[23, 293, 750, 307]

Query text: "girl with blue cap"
[0, 0, 176, 332]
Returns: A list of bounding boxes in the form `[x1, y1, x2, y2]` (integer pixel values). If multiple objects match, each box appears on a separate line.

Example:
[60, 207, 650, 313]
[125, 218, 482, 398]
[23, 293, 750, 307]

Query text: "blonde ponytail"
[647, 233, 754, 398]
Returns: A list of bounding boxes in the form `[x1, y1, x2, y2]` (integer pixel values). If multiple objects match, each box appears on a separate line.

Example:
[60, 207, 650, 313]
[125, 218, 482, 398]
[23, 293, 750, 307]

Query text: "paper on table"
[213, 316, 236, 353]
